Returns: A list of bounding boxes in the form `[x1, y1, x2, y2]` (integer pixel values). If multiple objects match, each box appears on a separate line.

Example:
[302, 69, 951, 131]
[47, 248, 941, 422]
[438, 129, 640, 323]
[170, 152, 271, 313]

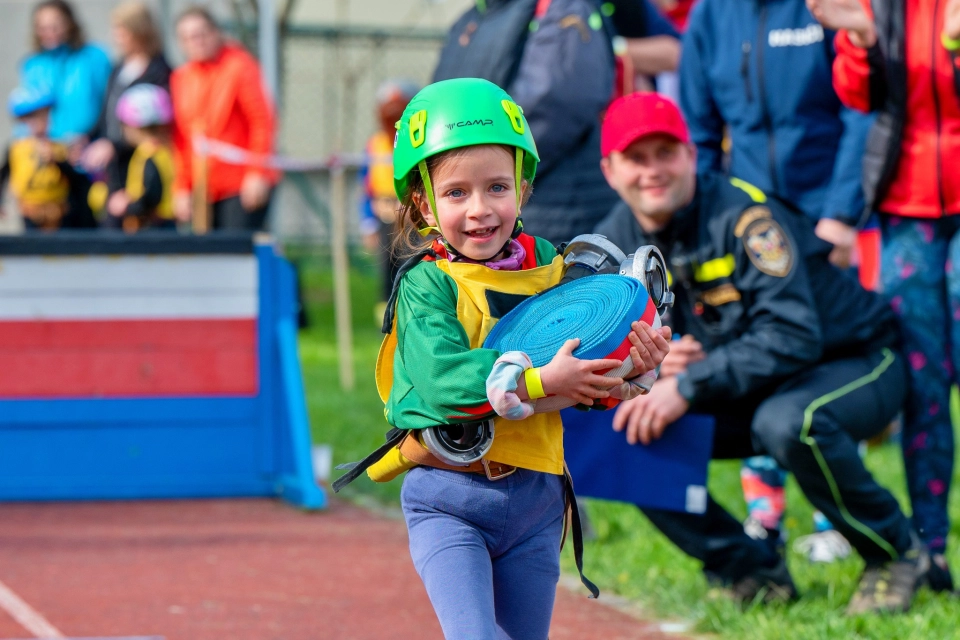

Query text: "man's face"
[601, 134, 697, 229]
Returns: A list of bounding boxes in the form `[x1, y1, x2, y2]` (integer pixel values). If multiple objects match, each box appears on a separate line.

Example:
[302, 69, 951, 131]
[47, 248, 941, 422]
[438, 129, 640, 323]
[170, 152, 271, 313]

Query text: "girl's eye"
[491, 184, 507, 193]
[448, 189, 465, 198]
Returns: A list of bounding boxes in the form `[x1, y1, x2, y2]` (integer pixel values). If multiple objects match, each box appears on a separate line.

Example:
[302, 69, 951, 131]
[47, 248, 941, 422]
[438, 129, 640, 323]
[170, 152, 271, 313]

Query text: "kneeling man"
[596, 93, 924, 614]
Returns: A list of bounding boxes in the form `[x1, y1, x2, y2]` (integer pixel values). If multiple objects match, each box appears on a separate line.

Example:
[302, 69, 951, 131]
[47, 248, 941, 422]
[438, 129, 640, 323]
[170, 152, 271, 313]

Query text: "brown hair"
[112, 1, 162, 58]
[391, 145, 532, 258]
[175, 5, 219, 31]
[32, 0, 84, 51]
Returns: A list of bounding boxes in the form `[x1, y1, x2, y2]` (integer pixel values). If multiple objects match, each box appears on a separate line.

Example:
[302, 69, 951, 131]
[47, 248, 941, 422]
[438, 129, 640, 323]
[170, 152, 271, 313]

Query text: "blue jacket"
[680, 0, 872, 225]
[20, 44, 112, 142]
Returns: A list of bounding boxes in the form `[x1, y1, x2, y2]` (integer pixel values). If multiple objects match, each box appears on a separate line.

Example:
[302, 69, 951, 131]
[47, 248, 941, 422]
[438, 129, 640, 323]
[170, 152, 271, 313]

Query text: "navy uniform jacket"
[680, 0, 872, 224]
[594, 172, 898, 404]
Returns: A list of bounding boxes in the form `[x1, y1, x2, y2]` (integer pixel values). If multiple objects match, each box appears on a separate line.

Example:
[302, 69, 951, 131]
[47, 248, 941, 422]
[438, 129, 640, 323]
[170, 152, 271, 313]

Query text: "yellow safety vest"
[126, 141, 175, 220]
[371, 249, 567, 481]
[8, 138, 69, 207]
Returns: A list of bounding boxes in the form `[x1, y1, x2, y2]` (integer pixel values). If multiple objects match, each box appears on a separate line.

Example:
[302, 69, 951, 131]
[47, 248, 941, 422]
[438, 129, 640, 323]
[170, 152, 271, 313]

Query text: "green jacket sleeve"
[391, 263, 500, 425]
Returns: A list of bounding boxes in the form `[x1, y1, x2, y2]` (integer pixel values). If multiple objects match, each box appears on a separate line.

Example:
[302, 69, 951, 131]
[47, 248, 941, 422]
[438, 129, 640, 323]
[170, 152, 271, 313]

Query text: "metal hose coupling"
[421, 420, 495, 466]
[561, 234, 627, 284]
[620, 245, 675, 310]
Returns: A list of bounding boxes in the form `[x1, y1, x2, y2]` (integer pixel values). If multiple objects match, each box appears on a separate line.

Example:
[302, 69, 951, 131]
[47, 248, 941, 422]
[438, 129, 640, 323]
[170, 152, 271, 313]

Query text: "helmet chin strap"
[417, 148, 525, 259]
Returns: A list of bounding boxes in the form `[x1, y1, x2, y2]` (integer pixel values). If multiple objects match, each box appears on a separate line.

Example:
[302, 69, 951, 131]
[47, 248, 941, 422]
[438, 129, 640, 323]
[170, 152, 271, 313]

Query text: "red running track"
[0, 498, 685, 640]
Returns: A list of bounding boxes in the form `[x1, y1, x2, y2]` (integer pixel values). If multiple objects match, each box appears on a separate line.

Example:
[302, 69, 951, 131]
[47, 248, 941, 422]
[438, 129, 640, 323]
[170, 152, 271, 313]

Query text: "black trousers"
[211, 192, 272, 231]
[642, 347, 914, 583]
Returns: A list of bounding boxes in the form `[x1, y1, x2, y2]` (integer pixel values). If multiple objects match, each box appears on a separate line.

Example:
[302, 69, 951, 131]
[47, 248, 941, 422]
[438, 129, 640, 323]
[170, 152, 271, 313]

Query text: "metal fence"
[271, 25, 445, 244]
[280, 24, 445, 160]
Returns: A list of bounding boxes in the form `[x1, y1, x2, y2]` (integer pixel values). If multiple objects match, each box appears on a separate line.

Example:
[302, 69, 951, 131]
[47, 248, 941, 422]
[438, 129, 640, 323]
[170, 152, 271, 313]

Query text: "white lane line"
[0, 578, 65, 638]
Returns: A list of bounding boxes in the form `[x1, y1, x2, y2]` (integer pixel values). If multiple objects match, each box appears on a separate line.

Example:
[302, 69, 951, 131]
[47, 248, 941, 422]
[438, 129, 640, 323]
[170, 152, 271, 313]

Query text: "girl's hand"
[539, 339, 624, 406]
[624, 321, 671, 378]
[107, 190, 130, 217]
[806, 0, 876, 48]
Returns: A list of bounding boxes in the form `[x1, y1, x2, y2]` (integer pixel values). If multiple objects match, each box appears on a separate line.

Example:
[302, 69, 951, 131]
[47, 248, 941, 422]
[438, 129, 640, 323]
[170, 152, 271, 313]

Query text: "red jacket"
[833, 0, 960, 217]
[171, 42, 279, 204]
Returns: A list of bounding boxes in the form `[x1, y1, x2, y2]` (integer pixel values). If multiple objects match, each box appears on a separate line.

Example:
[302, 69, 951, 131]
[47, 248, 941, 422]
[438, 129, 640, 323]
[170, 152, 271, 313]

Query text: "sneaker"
[729, 556, 798, 606]
[744, 516, 786, 557]
[925, 553, 955, 593]
[846, 542, 929, 615]
[793, 530, 852, 563]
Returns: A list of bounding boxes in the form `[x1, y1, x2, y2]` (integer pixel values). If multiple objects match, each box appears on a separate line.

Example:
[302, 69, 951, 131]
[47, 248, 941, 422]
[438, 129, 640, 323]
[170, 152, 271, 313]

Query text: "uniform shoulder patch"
[734, 206, 772, 237]
[742, 218, 793, 277]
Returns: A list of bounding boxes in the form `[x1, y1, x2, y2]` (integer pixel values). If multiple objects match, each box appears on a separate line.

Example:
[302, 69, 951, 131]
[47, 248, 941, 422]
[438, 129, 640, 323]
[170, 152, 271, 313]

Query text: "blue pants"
[401, 466, 565, 640]
[880, 215, 960, 553]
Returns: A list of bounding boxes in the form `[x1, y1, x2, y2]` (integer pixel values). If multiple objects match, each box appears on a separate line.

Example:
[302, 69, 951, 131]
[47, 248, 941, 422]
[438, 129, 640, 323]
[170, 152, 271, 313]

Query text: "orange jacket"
[833, 0, 960, 217]
[171, 42, 279, 204]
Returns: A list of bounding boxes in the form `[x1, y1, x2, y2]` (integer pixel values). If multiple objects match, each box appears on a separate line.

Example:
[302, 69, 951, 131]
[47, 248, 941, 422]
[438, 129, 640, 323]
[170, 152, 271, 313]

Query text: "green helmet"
[393, 78, 539, 212]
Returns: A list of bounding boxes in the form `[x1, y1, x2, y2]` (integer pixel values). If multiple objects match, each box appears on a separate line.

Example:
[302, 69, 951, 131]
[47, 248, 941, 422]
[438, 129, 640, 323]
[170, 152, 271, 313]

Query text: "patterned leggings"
[880, 215, 960, 554]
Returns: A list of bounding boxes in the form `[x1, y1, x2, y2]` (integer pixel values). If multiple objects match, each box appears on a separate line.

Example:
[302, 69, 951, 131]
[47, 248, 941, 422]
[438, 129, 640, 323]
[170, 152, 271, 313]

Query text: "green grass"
[297, 255, 960, 638]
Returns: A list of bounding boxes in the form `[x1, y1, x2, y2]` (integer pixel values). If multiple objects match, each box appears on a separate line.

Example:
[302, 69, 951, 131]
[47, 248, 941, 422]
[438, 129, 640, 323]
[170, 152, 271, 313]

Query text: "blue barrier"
[0, 233, 324, 509]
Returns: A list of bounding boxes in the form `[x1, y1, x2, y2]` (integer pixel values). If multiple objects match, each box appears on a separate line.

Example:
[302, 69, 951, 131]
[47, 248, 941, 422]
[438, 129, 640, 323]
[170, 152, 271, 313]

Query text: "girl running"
[335, 78, 670, 638]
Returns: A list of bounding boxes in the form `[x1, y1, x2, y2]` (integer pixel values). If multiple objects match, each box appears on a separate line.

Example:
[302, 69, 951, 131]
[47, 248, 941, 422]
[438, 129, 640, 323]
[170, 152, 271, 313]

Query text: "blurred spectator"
[81, 1, 171, 190]
[809, 0, 960, 592]
[360, 79, 417, 306]
[607, 0, 681, 95]
[433, 0, 677, 244]
[681, 0, 872, 268]
[1, 87, 94, 231]
[171, 6, 279, 231]
[20, 0, 111, 152]
[104, 85, 175, 233]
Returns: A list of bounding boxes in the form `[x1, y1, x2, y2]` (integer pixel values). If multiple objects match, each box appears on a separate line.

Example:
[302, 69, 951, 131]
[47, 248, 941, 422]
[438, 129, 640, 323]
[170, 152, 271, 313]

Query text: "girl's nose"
[466, 194, 493, 218]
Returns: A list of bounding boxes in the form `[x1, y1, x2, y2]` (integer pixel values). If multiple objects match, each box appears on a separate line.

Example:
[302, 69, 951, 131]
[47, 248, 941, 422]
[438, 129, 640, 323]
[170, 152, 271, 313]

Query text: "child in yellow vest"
[1, 87, 91, 231]
[333, 79, 671, 638]
[106, 84, 175, 232]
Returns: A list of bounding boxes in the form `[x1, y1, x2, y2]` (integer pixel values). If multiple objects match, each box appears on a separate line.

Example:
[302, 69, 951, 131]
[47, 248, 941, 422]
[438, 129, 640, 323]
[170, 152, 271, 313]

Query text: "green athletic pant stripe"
[800, 348, 899, 561]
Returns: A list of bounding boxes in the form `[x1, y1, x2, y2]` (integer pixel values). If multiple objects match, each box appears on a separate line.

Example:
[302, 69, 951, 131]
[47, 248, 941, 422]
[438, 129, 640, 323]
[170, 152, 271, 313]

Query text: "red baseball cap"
[601, 92, 690, 157]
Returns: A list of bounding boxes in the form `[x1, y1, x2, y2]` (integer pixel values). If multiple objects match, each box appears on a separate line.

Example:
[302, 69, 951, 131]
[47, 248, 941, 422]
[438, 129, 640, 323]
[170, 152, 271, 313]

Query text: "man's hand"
[659, 334, 705, 377]
[946, 0, 960, 41]
[539, 338, 625, 406]
[623, 321, 672, 379]
[612, 376, 690, 445]
[240, 173, 271, 212]
[806, 0, 876, 48]
[815, 218, 858, 269]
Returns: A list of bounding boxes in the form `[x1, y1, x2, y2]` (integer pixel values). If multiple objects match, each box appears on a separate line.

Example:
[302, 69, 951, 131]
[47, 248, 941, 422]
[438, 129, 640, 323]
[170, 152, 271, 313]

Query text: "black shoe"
[925, 553, 955, 593]
[729, 557, 798, 606]
[846, 540, 929, 615]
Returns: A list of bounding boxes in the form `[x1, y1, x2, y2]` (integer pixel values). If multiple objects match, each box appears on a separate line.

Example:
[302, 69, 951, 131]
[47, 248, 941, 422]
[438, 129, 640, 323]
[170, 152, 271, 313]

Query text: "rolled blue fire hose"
[483, 274, 658, 366]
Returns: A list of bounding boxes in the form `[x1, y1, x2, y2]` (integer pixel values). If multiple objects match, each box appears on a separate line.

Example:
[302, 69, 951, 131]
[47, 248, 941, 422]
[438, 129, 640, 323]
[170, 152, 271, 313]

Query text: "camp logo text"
[445, 119, 494, 130]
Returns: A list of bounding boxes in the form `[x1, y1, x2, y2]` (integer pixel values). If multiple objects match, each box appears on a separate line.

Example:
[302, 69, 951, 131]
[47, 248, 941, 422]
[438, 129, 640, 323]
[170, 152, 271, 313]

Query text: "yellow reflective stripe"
[694, 254, 736, 282]
[730, 177, 768, 203]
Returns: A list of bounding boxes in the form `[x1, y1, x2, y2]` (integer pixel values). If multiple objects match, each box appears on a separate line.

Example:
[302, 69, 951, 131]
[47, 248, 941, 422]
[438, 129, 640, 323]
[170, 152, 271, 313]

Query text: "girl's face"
[419, 145, 523, 261]
[34, 7, 68, 50]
